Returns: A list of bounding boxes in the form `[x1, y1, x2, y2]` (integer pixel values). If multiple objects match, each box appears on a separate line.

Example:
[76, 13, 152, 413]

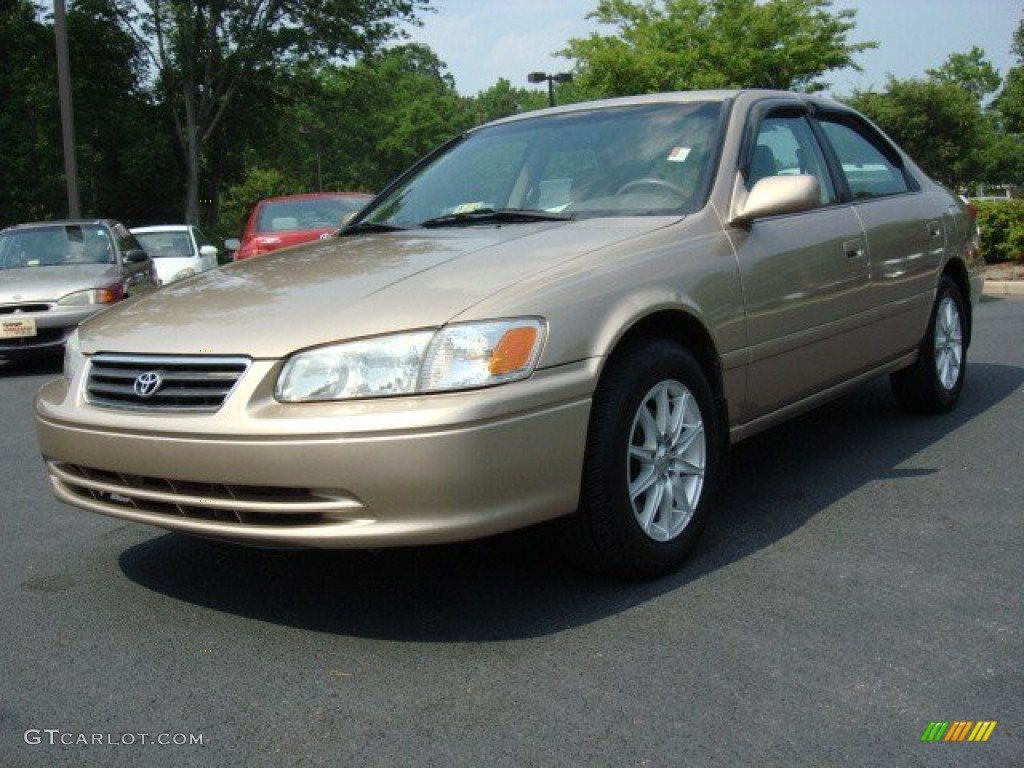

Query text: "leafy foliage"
[846, 79, 987, 191]
[926, 46, 1002, 102]
[218, 167, 303, 237]
[975, 200, 1024, 263]
[110, 0, 433, 223]
[0, 0, 64, 226]
[0, 0, 179, 227]
[563, 0, 876, 97]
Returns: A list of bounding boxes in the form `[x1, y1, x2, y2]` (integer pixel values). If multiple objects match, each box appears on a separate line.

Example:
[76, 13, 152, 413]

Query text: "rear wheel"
[890, 276, 967, 414]
[565, 338, 722, 579]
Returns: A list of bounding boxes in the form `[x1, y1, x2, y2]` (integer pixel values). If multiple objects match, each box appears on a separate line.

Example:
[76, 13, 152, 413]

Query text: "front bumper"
[35, 359, 596, 548]
[0, 305, 99, 358]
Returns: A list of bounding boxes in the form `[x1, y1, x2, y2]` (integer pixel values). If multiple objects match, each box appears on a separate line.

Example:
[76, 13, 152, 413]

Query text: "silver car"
[1, 220, 156, 359]
[35, 91, 983, 577]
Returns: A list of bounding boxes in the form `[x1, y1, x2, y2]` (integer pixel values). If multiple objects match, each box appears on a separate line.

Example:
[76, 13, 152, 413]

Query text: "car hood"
[0, 264, 121, 303]
[78, 219, 676, 358]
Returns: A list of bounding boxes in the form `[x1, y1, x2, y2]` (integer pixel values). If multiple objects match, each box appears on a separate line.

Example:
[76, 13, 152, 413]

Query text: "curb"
[983, 280, 1024, 296]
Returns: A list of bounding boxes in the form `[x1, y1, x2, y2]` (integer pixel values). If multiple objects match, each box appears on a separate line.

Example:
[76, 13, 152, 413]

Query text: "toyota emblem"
[133, 371, 163, 398]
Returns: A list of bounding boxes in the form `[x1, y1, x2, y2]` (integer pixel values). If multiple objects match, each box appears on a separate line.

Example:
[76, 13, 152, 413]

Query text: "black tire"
[890, 276, 968, 414]
[563, 338, 722, 579]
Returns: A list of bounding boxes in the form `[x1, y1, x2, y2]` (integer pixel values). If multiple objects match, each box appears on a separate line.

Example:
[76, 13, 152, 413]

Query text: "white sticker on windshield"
[667, 147, 691, 163]
[451, 202, 488, 214]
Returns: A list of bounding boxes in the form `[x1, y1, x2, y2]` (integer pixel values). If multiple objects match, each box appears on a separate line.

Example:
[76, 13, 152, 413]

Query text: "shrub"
[219, 167, 305, 238]
[974, 199, 1024, 263]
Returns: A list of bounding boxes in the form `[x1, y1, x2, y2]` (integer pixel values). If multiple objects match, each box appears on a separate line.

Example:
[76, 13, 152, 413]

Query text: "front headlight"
[276, 318, 547, 402]
[57, 286, 124, 306]
[63, 328, 84, 382]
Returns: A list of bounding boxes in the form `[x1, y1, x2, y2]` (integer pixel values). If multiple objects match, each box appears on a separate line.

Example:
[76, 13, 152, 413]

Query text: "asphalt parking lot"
[2, 296, 1021, 768]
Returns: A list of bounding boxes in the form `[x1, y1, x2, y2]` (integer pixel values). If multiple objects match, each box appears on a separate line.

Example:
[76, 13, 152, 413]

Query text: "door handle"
[843, 239, 866, 259]
[928, 220, 942, 238]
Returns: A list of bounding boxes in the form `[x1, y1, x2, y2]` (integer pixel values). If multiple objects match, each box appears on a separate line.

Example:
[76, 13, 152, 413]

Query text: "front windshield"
[134, 231, 193, 259]
[363, 101, 724, 227]
[0, 225, 114, 270]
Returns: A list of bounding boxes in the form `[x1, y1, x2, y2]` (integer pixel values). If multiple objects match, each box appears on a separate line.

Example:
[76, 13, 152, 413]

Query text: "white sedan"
[130, 225, 219, 285]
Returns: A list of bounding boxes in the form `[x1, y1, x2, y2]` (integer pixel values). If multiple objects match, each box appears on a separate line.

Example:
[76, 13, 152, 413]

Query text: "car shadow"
[117, 362, 1023, 642]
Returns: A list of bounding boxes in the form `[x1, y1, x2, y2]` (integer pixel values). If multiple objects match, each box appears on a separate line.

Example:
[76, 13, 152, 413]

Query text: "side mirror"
[124, 248, 149, 264]
[224, 238, 241, 251]
[730, 175, 820, 226]
[199, 245, 219, 258]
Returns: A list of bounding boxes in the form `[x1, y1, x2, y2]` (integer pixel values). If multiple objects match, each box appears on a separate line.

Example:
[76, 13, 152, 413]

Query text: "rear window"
[256, 198, 365, 233]
[819, 118, 914, 200]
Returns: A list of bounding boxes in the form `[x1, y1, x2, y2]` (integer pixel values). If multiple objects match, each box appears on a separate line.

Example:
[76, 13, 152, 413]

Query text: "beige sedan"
[35, 90, 983, 578]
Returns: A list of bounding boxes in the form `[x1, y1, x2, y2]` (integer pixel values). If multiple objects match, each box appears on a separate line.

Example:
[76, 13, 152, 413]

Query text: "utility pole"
[54, 0, 81, 218]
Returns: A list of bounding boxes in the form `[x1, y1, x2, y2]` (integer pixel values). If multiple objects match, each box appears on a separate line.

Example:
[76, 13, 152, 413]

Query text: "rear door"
[815, 112, 944, 354]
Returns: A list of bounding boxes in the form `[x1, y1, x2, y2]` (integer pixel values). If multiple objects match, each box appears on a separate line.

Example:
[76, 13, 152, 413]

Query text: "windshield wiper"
[419, 208, 573, 228]
[337, 221, 409, 237]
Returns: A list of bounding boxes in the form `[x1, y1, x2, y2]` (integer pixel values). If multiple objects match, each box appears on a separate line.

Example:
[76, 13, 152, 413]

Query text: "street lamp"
[527, 71, 573, 108]
[54, 0, 81, 218]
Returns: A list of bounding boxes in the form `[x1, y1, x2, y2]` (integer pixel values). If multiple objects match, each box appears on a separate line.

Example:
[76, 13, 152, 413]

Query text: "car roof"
[480, 89, 848, 130]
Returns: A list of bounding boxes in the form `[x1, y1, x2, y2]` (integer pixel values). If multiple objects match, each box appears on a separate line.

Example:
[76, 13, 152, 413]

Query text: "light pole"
[527, 71, 573, 108]
[54, 0, 81, 218]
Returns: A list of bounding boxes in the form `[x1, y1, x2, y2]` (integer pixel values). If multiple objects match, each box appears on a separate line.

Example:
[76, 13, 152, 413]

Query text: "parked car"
[130, 225, 219, 285]
[1, 219, 156, 359]
[226, 192, 373, 260]
[36, 91, 983, 578]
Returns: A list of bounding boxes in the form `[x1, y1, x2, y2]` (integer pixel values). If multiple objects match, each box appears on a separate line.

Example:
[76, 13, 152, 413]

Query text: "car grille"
[0, 303, 53, 314]
[86, 354, 250, 411]
[48, 462, 364, 527]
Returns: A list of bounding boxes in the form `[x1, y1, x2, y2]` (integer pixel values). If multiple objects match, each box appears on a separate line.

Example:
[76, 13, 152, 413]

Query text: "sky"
[409, 0, 1021, 98]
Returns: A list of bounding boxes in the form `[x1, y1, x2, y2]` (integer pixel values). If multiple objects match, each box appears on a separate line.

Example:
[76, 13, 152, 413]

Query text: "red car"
[228, 192, 373, 261]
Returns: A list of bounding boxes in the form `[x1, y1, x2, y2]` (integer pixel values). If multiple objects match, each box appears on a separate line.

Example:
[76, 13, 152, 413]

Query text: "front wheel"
[890, 276, 968, 414]
[564, 339, 722, 579]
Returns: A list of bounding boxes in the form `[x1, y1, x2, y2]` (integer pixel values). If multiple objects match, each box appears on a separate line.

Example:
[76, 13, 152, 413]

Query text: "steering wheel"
[614, 177, 688, 197]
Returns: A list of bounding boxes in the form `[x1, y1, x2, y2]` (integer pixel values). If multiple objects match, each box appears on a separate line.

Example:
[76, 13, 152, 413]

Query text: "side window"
[748, 114, 836, 206]
[818, 118, 911, 200]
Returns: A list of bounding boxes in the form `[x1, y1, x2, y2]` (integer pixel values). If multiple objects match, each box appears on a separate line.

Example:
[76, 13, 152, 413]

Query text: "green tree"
[219, 43, 475, 220]
[68, 0, 181, 223]
[0, 0, 177, 226]
[926, 46, 1002, 102]
[472, 79, 548, 123]
[847, 78, 986, 191]
[993, 18, 1024, 136]
[110, 0, 433, 225]
[219, 166, 301, 236]
[300, 44, 474, 192]
[563, 0, 876, 98]
[0, 0, 64, 225]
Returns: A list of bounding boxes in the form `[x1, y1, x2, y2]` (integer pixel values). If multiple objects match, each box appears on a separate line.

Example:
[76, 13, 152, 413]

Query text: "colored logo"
[133, 371, 163, 398]
[921, 721, 997, 742]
